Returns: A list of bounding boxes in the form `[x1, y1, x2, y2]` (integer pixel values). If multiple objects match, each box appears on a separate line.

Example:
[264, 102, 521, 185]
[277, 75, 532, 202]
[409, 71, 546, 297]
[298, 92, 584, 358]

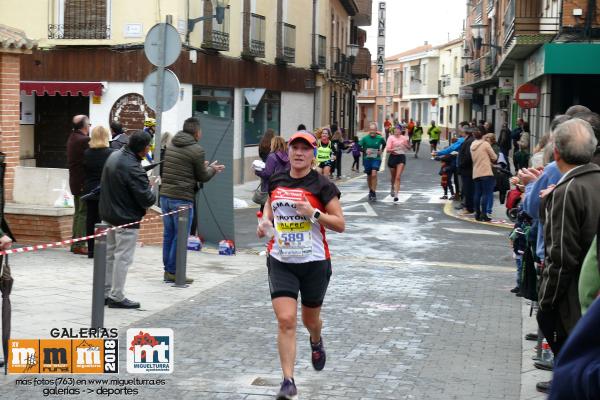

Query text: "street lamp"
[187, 0, 230, 41]
[470, 23, 502, 51]
[346, 44, 359, 60]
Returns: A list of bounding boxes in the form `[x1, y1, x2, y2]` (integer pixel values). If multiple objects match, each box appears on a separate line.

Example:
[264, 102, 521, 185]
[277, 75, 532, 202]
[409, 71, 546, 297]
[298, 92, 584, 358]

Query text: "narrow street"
[3, 145, 522, 400]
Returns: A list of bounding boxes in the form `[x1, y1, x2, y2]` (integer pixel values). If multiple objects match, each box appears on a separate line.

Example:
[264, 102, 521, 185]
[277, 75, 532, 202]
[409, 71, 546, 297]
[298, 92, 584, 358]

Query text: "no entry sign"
[515, 83, 541, 109]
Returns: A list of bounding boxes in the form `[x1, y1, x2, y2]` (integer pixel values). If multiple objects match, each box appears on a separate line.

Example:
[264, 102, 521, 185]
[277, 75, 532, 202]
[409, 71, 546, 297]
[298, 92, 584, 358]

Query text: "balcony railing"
[48, 0, 110, 39]
[503, 0, 560, 48]
[331, 47, 342, 77]
[202, 5, 230, 51]
[316, 35, 326, 69]
[409, 81, 423, 95]
[243, 13, 265, 58]
[276, 22, 296, 64]
[359, 89, 376, 97]
[48, 24, 110, 39]
[351, 47, 371, 79]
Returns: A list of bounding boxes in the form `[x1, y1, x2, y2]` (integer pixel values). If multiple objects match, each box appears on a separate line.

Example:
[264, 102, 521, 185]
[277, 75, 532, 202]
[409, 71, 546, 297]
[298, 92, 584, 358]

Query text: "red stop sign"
[515, 83, 541, 109]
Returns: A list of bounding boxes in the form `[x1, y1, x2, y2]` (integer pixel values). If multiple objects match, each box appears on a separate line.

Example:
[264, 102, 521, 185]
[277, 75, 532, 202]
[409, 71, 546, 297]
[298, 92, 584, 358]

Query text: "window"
[422, 64, 427, 85]
[454, 56, 459, 77]
[449, 105, 453, 124]
[393, 70, 400, 94]
[49, 0, 110, 39]
[404, 67, 409, 85]
[386, 71, 392, 94]
[244, 91, 280, 146]
[192, 87, 233, 119]
[440, 107, 444, 124]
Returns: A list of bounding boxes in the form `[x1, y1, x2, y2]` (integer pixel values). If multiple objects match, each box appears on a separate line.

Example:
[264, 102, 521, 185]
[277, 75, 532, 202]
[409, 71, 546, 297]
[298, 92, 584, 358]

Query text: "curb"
[443, 201, 513, 229]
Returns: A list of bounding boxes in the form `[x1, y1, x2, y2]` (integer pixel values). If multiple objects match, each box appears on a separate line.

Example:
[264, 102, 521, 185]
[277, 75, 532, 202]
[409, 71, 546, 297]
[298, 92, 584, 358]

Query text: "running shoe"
[390, 189, 395, 197]
[393, 196, 399, 202]
[440, 195, 448, 200]
[276, 378, 298, 400]
[310, 337, 326, 371]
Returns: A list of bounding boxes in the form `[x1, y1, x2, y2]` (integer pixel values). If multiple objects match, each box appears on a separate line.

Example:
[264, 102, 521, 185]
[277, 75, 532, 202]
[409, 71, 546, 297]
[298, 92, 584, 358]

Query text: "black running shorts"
[318, 160, 334, 169]
[387, 154, 406, 168]
[267, 256, 332, 308]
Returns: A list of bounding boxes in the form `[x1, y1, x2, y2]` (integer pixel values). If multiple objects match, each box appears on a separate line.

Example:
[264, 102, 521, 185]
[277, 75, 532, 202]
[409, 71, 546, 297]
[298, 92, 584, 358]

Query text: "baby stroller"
[505, 187, 523, 222]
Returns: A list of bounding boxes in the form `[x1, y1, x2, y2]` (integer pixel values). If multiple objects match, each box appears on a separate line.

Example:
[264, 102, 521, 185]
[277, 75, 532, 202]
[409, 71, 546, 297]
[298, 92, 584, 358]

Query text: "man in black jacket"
[99, 131, 157, 309]
[457, 127, 476, 214]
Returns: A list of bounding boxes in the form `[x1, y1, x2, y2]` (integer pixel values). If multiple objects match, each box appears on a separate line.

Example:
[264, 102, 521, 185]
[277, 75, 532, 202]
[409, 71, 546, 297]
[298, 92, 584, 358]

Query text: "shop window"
[244, 91, 281, 146]
[192, 87, 233, 119]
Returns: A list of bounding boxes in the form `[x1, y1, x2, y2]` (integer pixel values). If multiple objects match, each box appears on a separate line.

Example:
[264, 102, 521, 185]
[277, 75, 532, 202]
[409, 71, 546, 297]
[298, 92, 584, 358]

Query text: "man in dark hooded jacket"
[160, 117, 225, 283]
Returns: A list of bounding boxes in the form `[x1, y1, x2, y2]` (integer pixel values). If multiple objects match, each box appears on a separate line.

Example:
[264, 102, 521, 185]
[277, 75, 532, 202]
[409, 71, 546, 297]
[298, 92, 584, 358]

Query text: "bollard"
[173, 206, 190, 288]
[91, 223, 109, 329]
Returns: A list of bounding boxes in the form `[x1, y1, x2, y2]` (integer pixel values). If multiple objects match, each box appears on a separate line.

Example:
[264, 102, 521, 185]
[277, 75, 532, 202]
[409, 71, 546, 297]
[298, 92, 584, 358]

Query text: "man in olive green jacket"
[160, 117, 225, 283]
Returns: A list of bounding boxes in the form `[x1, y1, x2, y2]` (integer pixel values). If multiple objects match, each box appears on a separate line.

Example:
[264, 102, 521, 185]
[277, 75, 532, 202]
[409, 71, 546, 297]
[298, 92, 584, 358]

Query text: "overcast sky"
[365, 0, 467, 58]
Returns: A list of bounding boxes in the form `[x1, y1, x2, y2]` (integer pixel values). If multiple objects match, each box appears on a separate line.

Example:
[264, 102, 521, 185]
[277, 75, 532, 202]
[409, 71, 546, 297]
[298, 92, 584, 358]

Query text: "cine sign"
[377, 2, 386, 74]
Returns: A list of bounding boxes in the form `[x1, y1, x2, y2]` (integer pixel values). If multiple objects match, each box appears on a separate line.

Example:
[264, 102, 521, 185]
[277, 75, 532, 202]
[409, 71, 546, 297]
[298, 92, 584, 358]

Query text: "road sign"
[143, 69, 180, 112]
[377, 2, 386, 74]
[515, 83, 541, 109]
[144, 23, 182, 67]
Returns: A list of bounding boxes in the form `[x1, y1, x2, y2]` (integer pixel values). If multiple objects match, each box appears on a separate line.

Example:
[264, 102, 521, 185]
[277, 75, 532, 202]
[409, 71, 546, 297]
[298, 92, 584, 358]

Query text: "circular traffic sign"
[143, 69, 180, 112]
[144, 23, 182, 67]
[515, 83, 541, 109]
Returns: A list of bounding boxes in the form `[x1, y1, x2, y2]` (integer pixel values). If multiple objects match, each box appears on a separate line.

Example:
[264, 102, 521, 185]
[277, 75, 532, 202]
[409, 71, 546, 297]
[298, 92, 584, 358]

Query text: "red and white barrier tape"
[0, 206, 192, 256]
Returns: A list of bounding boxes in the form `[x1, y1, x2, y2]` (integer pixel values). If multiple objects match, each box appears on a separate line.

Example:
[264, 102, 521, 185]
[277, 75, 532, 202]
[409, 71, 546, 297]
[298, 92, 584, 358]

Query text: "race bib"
[275, 219, 313, 258]
[366, 148, 379, 158]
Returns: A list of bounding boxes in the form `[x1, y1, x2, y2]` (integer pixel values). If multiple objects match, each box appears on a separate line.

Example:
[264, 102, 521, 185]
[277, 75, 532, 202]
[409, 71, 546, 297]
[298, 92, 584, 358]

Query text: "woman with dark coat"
[83, 126, 114, 258]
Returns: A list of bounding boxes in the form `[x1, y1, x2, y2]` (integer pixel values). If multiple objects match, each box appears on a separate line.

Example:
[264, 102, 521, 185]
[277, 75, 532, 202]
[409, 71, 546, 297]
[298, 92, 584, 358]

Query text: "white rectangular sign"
[377, 2, 386, 74]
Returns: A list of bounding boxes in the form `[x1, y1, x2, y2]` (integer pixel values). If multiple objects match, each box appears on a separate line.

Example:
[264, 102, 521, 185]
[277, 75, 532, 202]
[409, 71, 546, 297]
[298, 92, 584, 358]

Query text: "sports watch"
[312, 209, 322, 220]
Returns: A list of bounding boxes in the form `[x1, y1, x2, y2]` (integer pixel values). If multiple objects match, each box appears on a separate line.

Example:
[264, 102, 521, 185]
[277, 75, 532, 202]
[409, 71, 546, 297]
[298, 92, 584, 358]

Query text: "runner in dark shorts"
[385, 126, 411, 202]
[257, 131, 345, 400]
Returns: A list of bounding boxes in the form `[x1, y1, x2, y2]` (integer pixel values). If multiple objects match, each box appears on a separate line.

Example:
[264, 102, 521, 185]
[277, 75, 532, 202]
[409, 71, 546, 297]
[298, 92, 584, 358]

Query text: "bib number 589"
[281, 233, 304, 242]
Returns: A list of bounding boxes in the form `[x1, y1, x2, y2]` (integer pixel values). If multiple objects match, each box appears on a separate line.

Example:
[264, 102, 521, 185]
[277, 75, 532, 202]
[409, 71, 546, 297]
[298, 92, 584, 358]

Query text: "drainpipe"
[555, 0, 564, 41]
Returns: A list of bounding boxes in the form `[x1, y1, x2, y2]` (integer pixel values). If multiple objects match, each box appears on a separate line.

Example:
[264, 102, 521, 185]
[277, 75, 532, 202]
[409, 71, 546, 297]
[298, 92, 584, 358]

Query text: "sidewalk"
[442, 192, 550, 399]
[520, 300, 552, 400]
[7, 246, 266, 340]
[444, 192, 513, 229]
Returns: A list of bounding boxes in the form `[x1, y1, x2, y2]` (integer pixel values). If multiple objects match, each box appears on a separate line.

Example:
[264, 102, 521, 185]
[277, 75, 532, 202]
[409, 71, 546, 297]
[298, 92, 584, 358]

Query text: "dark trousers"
[537, 308, 568, 356]
[85, 199, 100, 257]
[352, 155, 360, 170]
[501, 148, 511, 172]
[473, 176, 496, 216]
[460, 174, 475, 212]
[336, 152, 342, 178]
[453, 169, 460, 195]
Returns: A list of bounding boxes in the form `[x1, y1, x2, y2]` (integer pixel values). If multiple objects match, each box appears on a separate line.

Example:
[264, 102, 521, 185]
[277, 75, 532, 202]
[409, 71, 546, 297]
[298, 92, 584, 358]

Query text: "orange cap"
[288, 132, 317, 148]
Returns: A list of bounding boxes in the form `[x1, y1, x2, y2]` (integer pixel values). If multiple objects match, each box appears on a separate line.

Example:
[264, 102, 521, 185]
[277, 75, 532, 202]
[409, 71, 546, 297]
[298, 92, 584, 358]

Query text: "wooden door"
[34, 95, 89, 168]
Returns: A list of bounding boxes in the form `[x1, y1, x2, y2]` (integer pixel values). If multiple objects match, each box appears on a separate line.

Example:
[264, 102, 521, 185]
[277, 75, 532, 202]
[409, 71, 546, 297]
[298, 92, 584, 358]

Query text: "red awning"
[20, 81, 103, 96]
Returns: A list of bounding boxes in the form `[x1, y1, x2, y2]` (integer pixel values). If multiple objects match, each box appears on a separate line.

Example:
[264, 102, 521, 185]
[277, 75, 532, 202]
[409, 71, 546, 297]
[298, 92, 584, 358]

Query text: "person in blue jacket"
[549, 297, 600, 399]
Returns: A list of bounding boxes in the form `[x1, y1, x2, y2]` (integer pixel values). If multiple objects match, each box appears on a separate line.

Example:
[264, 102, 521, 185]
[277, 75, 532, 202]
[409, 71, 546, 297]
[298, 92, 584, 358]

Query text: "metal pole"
[174, 206, 190, 288]
[91, 223, 109, 329]
[152, 19, 169, 205]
